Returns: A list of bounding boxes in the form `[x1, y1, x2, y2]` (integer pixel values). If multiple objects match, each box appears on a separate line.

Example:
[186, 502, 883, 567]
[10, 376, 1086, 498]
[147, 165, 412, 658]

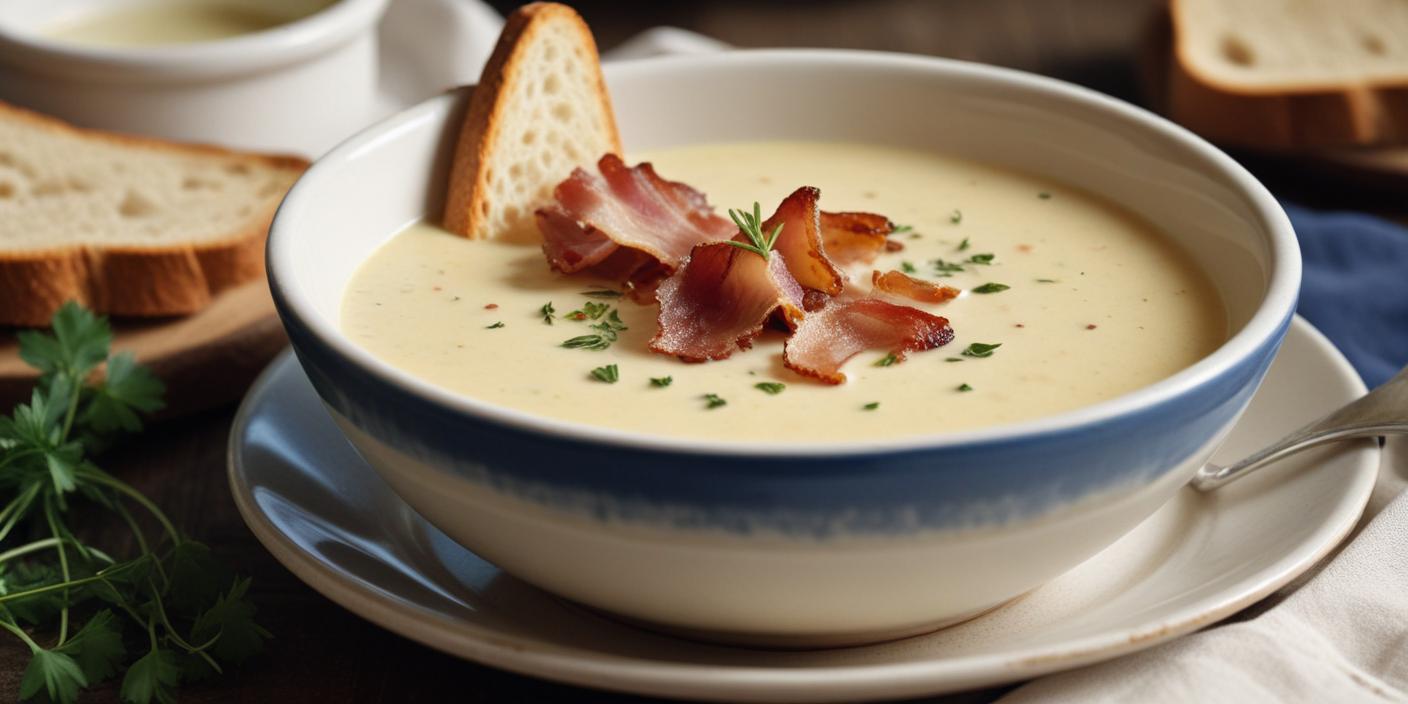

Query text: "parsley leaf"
[59, 610, 126, 684]
[120, 648, 179, 704]
[961, 342, 1003, 358]
[703, 393, 727, 409]
[957, 383, 974, 392]
[862, 402, 880, 411]
[540, 302, 556, 325]
[650, 376, 673, 388]
[754, 382, 786, 395]
[189, 578, 269, 665]
[485, 321, 505, 329]
[83, 352, 164, 435]
[17, 302, 110, 383]
[20, 648, 88, 704]
[951, 211, 964, 226]
[900, 261, 917, 274]
[931, 259, 965, 277]
[967, 253, 995, 265]
[971, 283, 1010, 294]
[873, 352, 898, 367]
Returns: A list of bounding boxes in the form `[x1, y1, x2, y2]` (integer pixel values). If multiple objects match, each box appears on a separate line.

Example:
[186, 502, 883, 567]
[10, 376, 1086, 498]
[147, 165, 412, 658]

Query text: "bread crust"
[0, 101, 307, 327]
[1166, 1, 1408, 149]
[442, 2, 622, 239]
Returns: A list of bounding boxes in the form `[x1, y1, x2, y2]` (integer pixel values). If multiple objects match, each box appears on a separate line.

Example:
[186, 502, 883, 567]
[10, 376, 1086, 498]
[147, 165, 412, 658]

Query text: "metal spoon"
[1191, 363, 1408, 491]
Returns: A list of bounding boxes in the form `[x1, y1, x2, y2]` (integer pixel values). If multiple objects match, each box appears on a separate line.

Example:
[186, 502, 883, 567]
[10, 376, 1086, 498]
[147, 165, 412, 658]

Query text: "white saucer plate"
[228, 316, 1379, 702]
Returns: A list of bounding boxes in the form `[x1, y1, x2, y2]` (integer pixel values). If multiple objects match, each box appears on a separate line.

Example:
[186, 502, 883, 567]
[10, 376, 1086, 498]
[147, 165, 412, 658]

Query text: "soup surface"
[342, 141, 1225, 442]
[46, 1, 333, 47]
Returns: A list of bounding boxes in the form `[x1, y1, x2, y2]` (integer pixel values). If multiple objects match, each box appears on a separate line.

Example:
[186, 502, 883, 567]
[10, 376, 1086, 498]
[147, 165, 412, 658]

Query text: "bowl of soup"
[0, 0, 388, 154]
[267, 50, 1298, 645]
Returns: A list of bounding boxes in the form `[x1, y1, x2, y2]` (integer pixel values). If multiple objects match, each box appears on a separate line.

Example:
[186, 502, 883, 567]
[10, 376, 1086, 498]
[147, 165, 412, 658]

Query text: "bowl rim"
[0, 0, 388, 80]
[267, 49, 1301, 458]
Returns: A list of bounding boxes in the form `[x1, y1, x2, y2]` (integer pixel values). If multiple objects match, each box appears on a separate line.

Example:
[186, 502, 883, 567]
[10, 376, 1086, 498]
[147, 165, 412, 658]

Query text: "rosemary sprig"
[725, 202, 784, 260]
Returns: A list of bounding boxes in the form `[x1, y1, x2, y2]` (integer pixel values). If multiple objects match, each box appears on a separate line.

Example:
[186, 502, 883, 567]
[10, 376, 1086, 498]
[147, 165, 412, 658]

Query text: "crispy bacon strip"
[784, 298, 954, 384]
[872, 270, 961, 304]
[650, 244, 804, 362]
[535, 155, 737, 276]
[760, 187, 845, 296]
[819, 211, 894, 267]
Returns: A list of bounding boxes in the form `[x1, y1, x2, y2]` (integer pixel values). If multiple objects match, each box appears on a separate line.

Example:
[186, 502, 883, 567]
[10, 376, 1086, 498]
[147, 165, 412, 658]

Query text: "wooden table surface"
[1, 1, 1390, 701]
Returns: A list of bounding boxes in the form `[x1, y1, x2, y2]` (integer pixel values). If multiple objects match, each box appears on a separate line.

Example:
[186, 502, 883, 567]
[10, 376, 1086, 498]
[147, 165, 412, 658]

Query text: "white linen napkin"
[373, 8, 1408, 701]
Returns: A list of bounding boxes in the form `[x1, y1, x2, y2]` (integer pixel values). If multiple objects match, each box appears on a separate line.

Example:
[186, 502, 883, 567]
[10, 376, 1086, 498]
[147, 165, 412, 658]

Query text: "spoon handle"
[1191, 363, 1408, 491]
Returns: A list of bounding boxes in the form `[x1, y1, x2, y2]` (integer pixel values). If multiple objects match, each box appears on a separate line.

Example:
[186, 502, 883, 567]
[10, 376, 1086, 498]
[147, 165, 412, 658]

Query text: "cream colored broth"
[342, 141, 1225, 442]
[46, 1, 330, 47]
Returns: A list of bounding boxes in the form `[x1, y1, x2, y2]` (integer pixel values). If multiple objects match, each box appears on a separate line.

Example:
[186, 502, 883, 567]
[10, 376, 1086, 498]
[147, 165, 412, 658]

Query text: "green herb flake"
[971, 282, 1010, 294]
[951, 211, 964, 226]
[1036, 278, 1059, 283]
[485, 321, 505, 329]
[957, 383, 974, 392]
[703, 393, 727, 409]
[754, 382, 787, 395]
[1038, 191, 1052, 200]
[540, 301, 556, 324]
[957, 237, 970, 252]
[725, 202, 784, 260]
[900, 261, 917, 274]
[891, 223, 914, 234]
[590, 364, 619, 384]
[873, 352, 899, 367]
[931, 259, 966, 277]
[967, 253, 995, 265]
[581, 289, 623, 299]
[961, 342, 1003, 358]
[945, 357, 964, 362]
[862, 402, 880, 411]
[650, 376, 673, 388]
[561, 309, 627, 350]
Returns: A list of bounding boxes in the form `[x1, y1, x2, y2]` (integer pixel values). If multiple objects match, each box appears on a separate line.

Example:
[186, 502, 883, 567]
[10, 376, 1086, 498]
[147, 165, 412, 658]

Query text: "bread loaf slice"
[443, 2, 622, 241]
[1168, 0, 1408, 149]
[0, 102, 308, 326]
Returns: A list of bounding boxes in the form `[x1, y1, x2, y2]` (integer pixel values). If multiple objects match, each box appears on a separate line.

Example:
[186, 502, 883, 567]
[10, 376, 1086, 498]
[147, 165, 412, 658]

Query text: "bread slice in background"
[443, 2, 622, 241]
[1165, 0, 1408, 149]
[0, 101, 308, 327]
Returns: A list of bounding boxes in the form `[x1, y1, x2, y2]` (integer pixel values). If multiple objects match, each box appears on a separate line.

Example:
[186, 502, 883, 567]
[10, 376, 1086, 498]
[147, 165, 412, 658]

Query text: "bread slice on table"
[1166, 0, 1408, 150]
[0, 101, 308, 327]
[443, 1, 622, 241]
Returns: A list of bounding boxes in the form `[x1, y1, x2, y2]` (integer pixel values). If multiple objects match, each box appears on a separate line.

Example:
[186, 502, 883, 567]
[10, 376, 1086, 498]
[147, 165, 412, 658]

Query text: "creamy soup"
[46, 1, 334, 47]
[342, 141, 1225, 442]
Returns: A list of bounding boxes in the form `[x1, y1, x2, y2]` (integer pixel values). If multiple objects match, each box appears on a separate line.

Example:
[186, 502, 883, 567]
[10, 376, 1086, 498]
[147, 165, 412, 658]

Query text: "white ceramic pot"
[0, 0, 389, 155]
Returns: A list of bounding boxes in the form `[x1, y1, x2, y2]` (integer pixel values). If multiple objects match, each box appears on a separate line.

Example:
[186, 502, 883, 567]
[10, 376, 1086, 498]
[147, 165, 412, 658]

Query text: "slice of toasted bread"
[443, 2, 622, 241]
[1165, 0, 1408, 149]
[0, 101, 308, 327]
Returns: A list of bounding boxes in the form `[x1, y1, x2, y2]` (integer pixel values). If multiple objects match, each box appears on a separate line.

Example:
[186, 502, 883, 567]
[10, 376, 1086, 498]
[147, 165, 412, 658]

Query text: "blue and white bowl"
[266, 51, 1299, 645]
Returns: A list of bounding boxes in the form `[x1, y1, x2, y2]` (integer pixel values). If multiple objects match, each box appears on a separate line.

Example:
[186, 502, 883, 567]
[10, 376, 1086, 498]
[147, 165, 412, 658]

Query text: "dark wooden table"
[1, 1, 1388, 701]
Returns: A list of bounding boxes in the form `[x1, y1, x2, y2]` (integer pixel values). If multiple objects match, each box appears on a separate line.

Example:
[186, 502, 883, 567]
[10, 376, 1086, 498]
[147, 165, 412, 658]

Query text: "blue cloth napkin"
[1286, 203, 1408, 388]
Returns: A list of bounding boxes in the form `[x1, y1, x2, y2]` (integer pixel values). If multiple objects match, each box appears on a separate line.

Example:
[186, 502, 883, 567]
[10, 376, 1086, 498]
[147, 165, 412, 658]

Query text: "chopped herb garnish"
[863, 402, 880, 411]
[581, 289, 623, 299]
[650, 376, 673, 388]
[725, 202, 783, 260]
[931, 259, 966, 277]
[703, 393, 727, 409]
[1036, 278, 1058, 283]
[951, 211, 964, 226]
[590, 364, 619, 383]
[967, 253, 995, 265]
[971, 282, 1010, 294]
[900, 261, 917, 274]
[754, 382, 786, 395]
[957, 236, 970, 251]
[909, 233, 922, 240]
[961, 342, 1002, 358]
[873, 352, 899, 367]
[567, 300, 610, 321]
[561, 309, 627, 350]
[540, 301, 556, 324]
[957, 383, 973, 392]
[486, 321, 505, 329]
[945, 357, 964, 362]
[891, 223, 914, 234]
[1038, 191, 1052, 200]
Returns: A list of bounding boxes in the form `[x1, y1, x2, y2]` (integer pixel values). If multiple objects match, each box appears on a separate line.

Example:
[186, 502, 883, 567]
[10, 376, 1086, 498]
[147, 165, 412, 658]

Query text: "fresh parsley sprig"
[725, 202, 783, 261]
[1, 303, 267, 704]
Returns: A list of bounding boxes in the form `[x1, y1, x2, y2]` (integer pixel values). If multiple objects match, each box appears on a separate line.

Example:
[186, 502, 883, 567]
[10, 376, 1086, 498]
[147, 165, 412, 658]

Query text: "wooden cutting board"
[0, 279, 287, 419]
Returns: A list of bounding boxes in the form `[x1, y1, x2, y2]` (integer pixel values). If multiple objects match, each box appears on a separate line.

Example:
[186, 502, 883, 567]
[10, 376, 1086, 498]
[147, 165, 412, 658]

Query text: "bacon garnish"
[783, 297, 954, 384]
[650, 243, 805, 362]
[872, 270, 961, 304]
[760, 187, 845, 296]
[819, 211, 894, 267]
[535, 155, 736, 277]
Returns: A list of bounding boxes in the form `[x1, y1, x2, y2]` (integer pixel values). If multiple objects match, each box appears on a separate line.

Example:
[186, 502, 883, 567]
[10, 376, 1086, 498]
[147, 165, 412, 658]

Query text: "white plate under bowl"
[228, 316, 1378, 702]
